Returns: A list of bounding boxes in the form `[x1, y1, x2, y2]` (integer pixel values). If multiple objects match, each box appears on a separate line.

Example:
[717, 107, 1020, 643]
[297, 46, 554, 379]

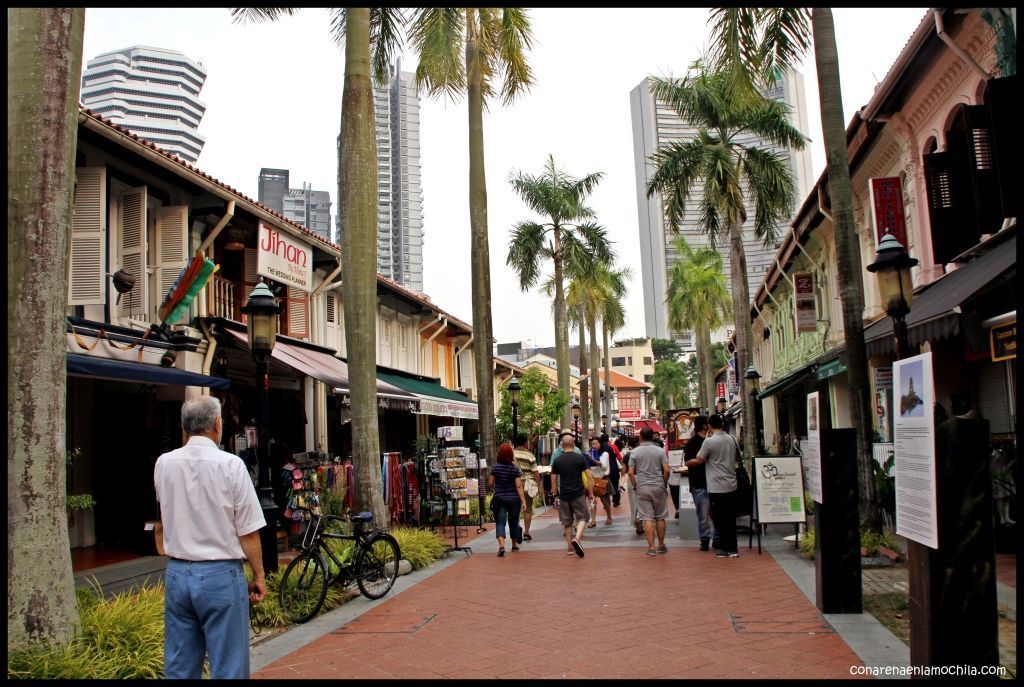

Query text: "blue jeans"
[164, 559, 250, 679]
[691, 487, 716, 544]
[494, 497, 522, 543]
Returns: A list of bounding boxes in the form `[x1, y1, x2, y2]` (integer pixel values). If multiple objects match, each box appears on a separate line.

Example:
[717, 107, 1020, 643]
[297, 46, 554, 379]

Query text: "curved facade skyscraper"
[80, 45, 207, 163]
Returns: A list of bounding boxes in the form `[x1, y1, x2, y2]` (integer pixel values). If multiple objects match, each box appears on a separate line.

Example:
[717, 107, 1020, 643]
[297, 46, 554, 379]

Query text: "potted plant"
[66, 448, 95, 526]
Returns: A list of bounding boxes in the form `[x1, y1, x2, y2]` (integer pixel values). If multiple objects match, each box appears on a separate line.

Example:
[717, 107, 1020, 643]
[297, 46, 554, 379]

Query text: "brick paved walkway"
[254, 500, 866, 679]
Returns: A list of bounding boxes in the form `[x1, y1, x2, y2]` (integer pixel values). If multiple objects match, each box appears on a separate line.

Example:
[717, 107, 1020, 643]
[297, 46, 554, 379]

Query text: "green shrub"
[861, 529, 901, 556]
[798, 527, 816, 559]
[247, 564, 355, 629]
[390, 527, 447, 569]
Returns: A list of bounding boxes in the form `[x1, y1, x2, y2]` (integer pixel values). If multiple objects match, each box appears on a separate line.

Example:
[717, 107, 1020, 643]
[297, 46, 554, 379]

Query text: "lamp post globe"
[508, 376, 521, 445]
[867, 232, 918, 358]
[242, 281, 282, 574]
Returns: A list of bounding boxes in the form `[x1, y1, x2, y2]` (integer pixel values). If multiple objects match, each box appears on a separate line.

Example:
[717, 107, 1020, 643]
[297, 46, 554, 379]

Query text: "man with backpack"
[692, 413, 740, 558]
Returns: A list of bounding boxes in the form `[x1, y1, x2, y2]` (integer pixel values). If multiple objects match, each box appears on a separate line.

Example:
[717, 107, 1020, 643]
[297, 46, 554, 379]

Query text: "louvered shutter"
[240, 246, 259, 323]
[987, 75, 1019, 219]
[156, 205, 189, 323]
[963, 106, 1002, 237]
[324, 293, 340, 352]
[119, 186, 148, 318]
[68, 167, 107, 305]
[286, 287, 310, 340]
[380, 318, 393, 366]
[923, 150, 973, 266]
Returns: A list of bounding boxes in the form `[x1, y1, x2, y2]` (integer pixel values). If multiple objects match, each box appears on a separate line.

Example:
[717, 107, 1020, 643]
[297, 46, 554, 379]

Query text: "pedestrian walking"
[667, 441, 682, 520]
[693, 413, 740, 558]
[682, 415, 717, 551]
[621, 435, 642, 535]
[153, 396, 266, 679]
[587, 437, 614, 527]
[629, 427, 671, 556]
[602, 434, 623, 507]
[512, 433, 541, 541]
[488, 443, 528, 557]
[551, 433, 593, 557]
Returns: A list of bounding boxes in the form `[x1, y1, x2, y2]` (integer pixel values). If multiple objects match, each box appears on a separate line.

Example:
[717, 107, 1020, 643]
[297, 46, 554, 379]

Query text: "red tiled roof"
[376, 274, 473, 334]
[580, 368, 650, 389]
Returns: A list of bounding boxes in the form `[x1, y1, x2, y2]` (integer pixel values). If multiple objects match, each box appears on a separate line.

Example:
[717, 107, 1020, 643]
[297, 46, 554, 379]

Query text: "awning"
[376, 371, 478, 419]
[863, 234, 1016, 358]
[816, 358, 847, 381]
[224, 329, 417, 407]
[67, 353, 230, 389]
[633, 419, 666, 434]
[756, 360, 817, 400]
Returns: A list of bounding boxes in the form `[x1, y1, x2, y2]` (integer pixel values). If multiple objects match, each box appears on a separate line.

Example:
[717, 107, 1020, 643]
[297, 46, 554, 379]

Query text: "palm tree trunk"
[552, 227, 571, 428]
[813, 8, 879, 530]
[340, 8, 385, 523]
[8, 7, 85, 647]
[728, 222, 757, 463]
[589, 314, 601, 436]
[466, 9, 497, 466]
[700, 325, 715, 412]
[578, 319, 590, 440]
[602, 322, 612, 424]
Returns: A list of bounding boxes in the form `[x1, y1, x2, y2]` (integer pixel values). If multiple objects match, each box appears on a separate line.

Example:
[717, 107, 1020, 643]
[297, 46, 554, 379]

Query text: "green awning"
[376, 371, 478, 419]
[756, 361, 816, 400]
[816, 359, 847, 381]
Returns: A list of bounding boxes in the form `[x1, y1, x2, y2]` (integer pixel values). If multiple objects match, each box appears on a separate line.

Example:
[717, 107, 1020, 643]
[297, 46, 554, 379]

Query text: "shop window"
[612, 356, 626, 366]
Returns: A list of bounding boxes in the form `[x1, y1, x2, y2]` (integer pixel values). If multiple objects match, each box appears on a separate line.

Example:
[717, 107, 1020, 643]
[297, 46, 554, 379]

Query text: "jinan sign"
[258, 222, 312, 292]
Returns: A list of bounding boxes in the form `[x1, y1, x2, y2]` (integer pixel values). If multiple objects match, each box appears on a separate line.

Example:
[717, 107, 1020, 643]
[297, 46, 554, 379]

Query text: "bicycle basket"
[289, 515, 323, 549]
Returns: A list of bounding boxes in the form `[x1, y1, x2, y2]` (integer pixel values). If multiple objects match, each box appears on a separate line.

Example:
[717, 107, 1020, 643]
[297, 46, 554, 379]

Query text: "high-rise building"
[257, 169, 333, 242]
[631, 69, 813, 340]
[80, 45, 207, 163]
[370, 60, 424, 293]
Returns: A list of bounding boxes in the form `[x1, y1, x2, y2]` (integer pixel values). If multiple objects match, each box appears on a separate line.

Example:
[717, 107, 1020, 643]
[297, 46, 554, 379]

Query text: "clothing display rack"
[281, 452, 353, 543]
[382, 452, 421, 526]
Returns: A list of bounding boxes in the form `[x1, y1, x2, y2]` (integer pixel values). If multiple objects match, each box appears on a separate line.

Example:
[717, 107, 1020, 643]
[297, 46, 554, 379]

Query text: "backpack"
[730, 434, 752, 515]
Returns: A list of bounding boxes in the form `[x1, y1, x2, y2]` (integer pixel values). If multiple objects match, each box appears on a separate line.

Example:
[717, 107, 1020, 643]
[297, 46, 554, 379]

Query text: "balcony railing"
[210, 274, 237, 321]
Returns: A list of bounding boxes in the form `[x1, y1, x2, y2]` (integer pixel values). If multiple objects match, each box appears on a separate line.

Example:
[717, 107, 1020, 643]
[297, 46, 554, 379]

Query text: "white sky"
[81, 7, 929, 347]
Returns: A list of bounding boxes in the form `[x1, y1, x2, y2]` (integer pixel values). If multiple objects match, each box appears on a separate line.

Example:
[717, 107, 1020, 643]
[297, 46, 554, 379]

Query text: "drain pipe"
[419, 316, 447, 373]
[933, 9, 992, 80]
[199, 319, 218, 396]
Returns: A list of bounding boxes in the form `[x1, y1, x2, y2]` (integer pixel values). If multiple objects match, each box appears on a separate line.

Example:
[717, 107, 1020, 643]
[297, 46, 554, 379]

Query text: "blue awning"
[67, 354, 230, 389]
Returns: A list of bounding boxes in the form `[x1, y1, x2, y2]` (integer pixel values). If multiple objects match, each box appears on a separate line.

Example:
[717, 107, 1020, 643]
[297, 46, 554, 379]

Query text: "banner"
[258, 222, 312, 292]
[869, 177, 908, 248]
[754, 456, 806, 523]
[803, 391, 822, 503]
[894, 352, 938, 549]
[794, 272, 817, 333]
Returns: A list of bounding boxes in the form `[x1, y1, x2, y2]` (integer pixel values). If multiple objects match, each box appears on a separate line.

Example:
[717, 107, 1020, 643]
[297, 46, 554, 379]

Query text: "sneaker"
[646, 549, 658, 556]
[674, 512, 680, 519]
[714, 550, 732, 558]
[571, 538, 585, 558]
[699, 540, 710, 551]
[656, 545, 668, 554]
[728, 551, 740, 558]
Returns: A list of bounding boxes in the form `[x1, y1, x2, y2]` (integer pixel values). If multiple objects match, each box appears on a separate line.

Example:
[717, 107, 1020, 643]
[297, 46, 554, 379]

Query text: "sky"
[81, 7, 929, 348]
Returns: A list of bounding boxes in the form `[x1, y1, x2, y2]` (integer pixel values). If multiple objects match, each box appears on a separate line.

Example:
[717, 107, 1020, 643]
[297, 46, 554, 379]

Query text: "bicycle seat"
[350, 512, 374, 523]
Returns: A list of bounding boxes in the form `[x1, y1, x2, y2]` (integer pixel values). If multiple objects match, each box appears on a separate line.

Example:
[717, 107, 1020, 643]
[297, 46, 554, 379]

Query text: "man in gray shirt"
[694, 413, 739, 557]
[629, 427, 670, 556]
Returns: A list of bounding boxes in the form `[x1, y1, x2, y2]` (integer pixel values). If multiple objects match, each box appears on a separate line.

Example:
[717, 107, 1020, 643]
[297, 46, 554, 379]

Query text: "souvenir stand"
[434, 430, 472, 555]
[280, 452, 356, 545]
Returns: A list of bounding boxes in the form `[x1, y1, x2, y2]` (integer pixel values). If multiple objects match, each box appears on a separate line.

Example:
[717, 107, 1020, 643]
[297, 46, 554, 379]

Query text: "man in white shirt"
[154, 396, 267, 679]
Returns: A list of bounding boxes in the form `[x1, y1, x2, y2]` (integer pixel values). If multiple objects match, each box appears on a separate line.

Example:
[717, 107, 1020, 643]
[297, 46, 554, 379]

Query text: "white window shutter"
[324, 293, 340, 352]
[286, 287, 309, 340]
[119, 186, 148, 318]
[68, 167, 107, 305]
[156, 205, 189, 323]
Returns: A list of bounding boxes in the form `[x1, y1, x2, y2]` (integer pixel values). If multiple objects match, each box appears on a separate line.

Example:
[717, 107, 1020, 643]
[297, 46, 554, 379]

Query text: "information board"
[753, 456, 807, 523]
[803, 392, 823, 503]
[894, 352, 938, 549]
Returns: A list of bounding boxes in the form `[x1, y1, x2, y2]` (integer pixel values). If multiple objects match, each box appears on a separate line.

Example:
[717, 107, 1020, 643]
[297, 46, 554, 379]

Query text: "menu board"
[754, 456, 807, 523]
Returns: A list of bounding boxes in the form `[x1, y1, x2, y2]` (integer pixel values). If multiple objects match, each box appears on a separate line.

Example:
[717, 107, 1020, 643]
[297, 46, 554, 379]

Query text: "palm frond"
[754, 8, 811, 83]
[707, 7, 761, 98]
[738, 97, 808, 150]
[495, 7, 535, 105]
[650, 72, 726, 130]
[370, 8, 407, 86]
[574, 221, 615, 264]
[506, 221, 548, 290]
[408, 7, 466, 100]
[739, 145, 796, 247]
[230, 7, 297, 24]
[646, 138, 706, 231]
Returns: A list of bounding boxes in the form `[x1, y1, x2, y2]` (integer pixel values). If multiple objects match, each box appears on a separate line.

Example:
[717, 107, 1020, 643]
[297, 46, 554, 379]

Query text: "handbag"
[591, 472, 609, 498]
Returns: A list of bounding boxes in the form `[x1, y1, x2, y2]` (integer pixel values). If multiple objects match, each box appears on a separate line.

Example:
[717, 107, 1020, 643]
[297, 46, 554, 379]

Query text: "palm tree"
[665, 238, 731, 414]
[707, 7, 880, 530]
[646, 62, 806, 463]
[506, 155, 613, 428]
[408, 8, 534, 469]
[651, 359, 691, 412]
[231, 7, 404, 524]
[600, 266, 631, 424]
[8, 6, 86, 648]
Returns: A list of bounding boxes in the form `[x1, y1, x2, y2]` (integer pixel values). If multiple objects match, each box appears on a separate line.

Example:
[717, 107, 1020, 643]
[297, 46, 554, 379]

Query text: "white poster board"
[893, 352, 938, 549]
[667, 449, 684, 468]
[754, 456, 807, 523]
[803, 392, 823, 503]
[438, 425, 464, 441]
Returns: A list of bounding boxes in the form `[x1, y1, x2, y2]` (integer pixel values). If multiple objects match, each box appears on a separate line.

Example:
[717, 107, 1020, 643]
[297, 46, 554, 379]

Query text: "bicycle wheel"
[355, 533, 400, 600]
[279, 551, 329, 623]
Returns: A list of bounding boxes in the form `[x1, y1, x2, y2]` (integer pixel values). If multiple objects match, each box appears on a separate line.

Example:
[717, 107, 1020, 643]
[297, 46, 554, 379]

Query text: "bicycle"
[278, 507, 401, 623]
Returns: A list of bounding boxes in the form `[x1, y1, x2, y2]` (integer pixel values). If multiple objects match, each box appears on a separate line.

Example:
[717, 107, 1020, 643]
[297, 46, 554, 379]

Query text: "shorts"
[636, 483, 669, 521]
[558, 494, 590, 527]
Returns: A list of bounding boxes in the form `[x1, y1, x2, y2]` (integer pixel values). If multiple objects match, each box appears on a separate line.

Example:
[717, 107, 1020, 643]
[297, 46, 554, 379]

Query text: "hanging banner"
[803, 391, 822, 503]
[874, 367, 893, 390]
[619, 409, 641, 420]
[794, 272, 817, 333]
[258, 222, 312, 292]
[754, 456, 807, 523]
[869, 177, 908, 248]
[894, 352, 938, 549]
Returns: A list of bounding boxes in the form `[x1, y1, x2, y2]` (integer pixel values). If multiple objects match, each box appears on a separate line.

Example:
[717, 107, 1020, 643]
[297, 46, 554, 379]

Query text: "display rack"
[436, 439, 472, 555]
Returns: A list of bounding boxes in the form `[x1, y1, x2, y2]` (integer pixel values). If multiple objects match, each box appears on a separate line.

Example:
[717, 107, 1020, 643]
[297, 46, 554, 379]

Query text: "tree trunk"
[589, 314, 601, 437]
[602, 322, 612, 424]
[340, 8, 385, 523]
[700, 325, 715, 412]
[466, 10, 497, 466]
[694, 330, 707, 412]
[8, 7, 85, 647]
[728, 222, 757, 463]
[552, 227, 571, 428]
[578, 319, 589, 440]
[813, 8, 879, 530]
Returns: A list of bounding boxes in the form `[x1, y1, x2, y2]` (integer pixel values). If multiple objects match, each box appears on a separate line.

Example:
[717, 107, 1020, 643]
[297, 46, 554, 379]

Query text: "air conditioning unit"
[458, 387, 475, 400]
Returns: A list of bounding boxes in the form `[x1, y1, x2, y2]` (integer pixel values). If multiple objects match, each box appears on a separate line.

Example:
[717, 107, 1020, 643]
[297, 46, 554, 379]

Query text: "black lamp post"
[745, 365, 762, 454]
[866, 232, 918, 359]
[241, 281, 281, 575]
[571, 402, 581, 446]
[508, 376, 521, 445]
[600, 414, 608, 435]
[611, 406, 619, 434]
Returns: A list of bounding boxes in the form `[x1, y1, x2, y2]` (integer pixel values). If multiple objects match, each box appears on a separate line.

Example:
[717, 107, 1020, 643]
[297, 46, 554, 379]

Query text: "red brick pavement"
[255, 498, 866, 680]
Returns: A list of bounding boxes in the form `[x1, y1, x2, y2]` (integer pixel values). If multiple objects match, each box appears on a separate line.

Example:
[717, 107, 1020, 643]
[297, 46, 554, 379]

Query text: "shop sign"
[794, 272, 817, 333]
[377, 397, 417, 412]
[804, 391, 822, 504]
[619, 409, 641, 420]
[869, 177, 908, 248]
[990, 320, 1016, 362]
[438, 425, 464, 441]
[716, 382, 727, 401]
[417, 398, 479, 420]
[874, 367, 893, 389]
[258, 222, 312, 292]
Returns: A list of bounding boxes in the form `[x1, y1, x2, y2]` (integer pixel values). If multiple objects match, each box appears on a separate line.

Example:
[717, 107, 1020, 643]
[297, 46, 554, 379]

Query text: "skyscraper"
[80, 45, 207, 163]
[631, 70, 813, 341]
[257, 168, 289, 216]
[257, 170, 333, 243]
[371, 60, 424, 293]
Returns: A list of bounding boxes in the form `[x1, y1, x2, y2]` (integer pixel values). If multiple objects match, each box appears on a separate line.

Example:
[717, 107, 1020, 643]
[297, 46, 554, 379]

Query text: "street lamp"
[745, 365, 762, 454]
[866, 232, 918, 359]
[508, 376, 521, 445]
[571, 402, 581, 445]
[600, 414, 608, 435]
[241, 281, 281, 574]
